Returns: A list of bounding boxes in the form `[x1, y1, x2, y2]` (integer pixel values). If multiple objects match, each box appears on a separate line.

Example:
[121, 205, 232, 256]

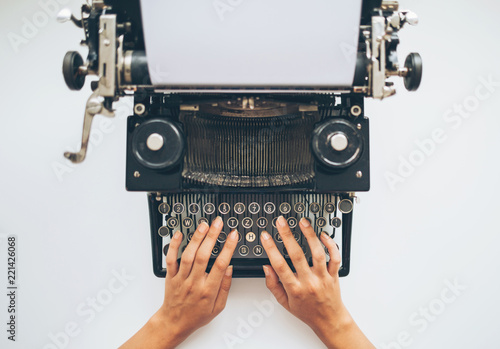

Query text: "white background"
[0, 1, 499, 348]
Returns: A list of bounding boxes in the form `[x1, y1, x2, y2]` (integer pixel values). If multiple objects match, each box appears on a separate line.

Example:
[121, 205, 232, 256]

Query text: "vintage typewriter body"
[59, 0, 422, 277]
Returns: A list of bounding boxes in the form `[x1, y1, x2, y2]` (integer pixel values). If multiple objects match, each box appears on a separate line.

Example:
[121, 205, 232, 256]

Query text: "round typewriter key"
[239, 245, 249, 257]
[167, 217, 179, 229]
[293, 232, 300, 241]
[246, 232, 256, 243]
[198, 217, 209, 226]
[316, 217, 327, 228]
[279, 202, 292, 215]
[253, 245, 264, 257]
[274, 232, 282, 243]
[173, 203, 185, 215]
[324, 202, 335, 214]
[287, 217, 298, 229]
[203, 203, 216, 215]
[227, 217, 238, 229]
[158, 203, 170, 215]
[187, 232, 194, 241]
[264, 202, 276, 215]
[217, 232, 227, 243]
[163, 244, 169, 256]
[158, 226, 170, 237]
[331, 217, 342, 228]
[189, 203, 200, 215]
[257, 217, 268, 229]
[212, 245, 220, 256]
[294, 202, 305, 214]
[310, 203, 321, 214]
[182, 217, 194, 229]
[249, 202, 260, 215]
[234, 202, 246, 215]
[339, 199, 353, 214]
[272, 217, 279, 228]
[242, 217, 253, 229]
[219, 203, 231, 215]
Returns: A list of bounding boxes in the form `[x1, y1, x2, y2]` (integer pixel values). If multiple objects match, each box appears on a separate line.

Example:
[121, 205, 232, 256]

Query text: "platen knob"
[132, 119, 185, 170]
[62, 51, 86, 91]
[404, 53, 423, 92]
[312, 119, 363, 170]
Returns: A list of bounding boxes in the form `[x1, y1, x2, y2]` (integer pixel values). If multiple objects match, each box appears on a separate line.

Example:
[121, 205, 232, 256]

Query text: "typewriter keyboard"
[150, 193, 354, 277]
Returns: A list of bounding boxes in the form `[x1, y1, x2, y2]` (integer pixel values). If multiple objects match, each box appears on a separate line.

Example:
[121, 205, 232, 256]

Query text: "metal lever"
[57, 8, 83, 28]
[64, 89, 114, 163]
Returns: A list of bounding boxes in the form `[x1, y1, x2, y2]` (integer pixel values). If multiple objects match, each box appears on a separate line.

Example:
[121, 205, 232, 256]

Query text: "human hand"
[260, 216, 374, 349]
[121, 217, 238, 349]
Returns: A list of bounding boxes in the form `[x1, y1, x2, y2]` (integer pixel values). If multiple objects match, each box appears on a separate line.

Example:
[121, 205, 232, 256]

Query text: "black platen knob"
[311, 119, 364, 170]
[404, 52, 423, 92]
[62, 51, 86, 91]
[132, 119, 185, 171]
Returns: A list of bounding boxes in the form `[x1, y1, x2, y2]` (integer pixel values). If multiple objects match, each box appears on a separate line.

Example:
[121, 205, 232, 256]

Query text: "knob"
[311, 119, 363, 169]
[62, 51, 86, 91]
[132, 119, 185, 171]
[56, 8, 72, 23]
[404, 11, 419, 26]
[404, 52, 423, 92]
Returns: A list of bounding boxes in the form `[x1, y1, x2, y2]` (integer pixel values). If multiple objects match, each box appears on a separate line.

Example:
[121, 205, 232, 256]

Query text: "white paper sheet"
[140, 0, 362, 88]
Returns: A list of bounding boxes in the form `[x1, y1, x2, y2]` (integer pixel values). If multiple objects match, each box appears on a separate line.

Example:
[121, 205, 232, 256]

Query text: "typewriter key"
[274, 232, 283, 243]
[167, 217, 179, 229]
[310, 203, 321, 214]
[239, 245, 249, 257]
[287, 217, 298, 229]
[219, 203, 231, 215]
[187, 232, 194, 241]
[158, 226, 170, 237]
[253, 245, 264, 257]
[198, 217, 209, 226]
[173, 203, 185, 215]
[246, 232, 256, 243]
[163, 244, 169, 256]
[158, 203, 170, 215]
[324, 203, 335, 214]
[227, 217, 238, 229]
[249, 202, 260, 215]
[264, 202, 276, 215]
[279, 202, 292, 215]
[234, 203, 246, 215]
[189, 203, 200, 215]
[203, 203, 216, 215]
[338, 199, 353, 214]
[294, 202, 305, 214]
[212, 246, 220, 256]
[272, 217, 279, 228]
[242, 217, 253, 229]
[293, 232, 300, 241]
[257, 217, 268, 229]
[182, 217, 194, 229]
[217, 232, 227, 243]
[316, 217, 327, 228]
[331, 217, 342, 228]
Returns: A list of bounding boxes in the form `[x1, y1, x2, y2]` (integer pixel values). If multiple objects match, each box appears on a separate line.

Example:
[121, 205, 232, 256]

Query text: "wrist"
[148, 310, 187, 349]
[311, 307, 355, 348]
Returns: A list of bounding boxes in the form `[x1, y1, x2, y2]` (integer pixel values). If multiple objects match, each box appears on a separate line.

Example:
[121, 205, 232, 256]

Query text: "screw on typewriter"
[58, 0, 423, 278]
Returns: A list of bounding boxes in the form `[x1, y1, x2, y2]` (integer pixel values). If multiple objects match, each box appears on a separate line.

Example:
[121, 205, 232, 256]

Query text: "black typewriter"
[58, 0, 422, 277]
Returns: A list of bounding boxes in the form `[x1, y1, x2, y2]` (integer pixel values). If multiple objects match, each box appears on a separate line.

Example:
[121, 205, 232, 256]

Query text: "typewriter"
[59, 0, 422, 277]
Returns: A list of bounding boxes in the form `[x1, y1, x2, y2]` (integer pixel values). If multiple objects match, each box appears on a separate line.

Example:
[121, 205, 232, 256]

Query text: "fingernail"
[225, 265, 233, 277]
[321, 232, 330, 240]
[277, 216, 287, 228]
[262, 265, 270, 276]
[229, 230, 238, 240]
[174, 231, 183, 240]
[199, 222, 209, 234]
[300, 217, 310, 227]
[261, 231, 271, 241]
[214, 216, 223, 229]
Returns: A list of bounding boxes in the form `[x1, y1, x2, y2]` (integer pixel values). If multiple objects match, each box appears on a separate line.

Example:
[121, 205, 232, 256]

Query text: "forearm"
[313, 309, 375, 349]
[120, 311, 186, 349]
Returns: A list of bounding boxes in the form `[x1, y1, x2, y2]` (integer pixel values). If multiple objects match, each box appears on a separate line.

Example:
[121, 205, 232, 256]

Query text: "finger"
[207, 230, 238, 287]
[320, 232, 342, 277]
[263, 265, 289, 310]
[177, 221, 210, 278]
[299, 218, 327, 272]
[260, 231, 296, 285]
[276, 216, 310, 275]
[190, 217, 225, 276]
[213, 266, 233, 315]
[166, 231, 183, 278]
